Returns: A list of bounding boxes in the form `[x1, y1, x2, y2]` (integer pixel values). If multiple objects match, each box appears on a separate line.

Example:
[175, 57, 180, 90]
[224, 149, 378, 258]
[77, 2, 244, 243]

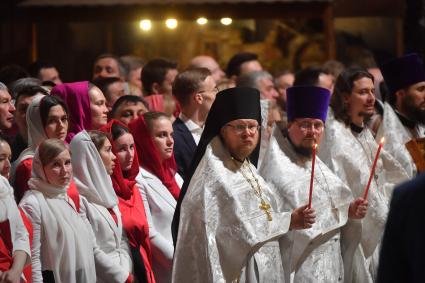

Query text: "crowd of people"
[0, 50, 423, 283]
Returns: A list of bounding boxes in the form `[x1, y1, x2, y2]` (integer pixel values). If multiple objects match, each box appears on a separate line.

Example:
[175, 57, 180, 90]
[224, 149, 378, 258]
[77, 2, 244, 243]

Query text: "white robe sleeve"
[79, 198, 129, 283]
[138, 181, 174, 267]
[19, 193, 43, 283]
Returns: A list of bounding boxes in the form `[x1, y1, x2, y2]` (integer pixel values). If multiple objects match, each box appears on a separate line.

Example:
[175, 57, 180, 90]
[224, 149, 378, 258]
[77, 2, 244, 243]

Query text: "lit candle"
[308, 143, 317, 209]
[363, 137, 385, 199]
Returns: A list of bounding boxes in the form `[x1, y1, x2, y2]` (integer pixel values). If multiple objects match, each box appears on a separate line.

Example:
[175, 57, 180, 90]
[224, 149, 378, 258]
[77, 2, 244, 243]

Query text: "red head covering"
[128, 115, 180, 200]
[100, 120, 140, 200]
[144, 95, 164, 112]
[100, 120, 154, 283]
[51, 81, 91, 142]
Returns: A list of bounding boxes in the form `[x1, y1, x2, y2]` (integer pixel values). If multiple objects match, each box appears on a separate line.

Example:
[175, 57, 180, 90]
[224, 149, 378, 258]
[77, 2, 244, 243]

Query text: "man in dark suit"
[378, 173, 425, 282]
[172, 68, 217, 179]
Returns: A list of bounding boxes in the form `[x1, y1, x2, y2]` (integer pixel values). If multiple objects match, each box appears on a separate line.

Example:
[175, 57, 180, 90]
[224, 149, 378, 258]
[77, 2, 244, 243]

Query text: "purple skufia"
[381, 53, 425, 97]
[51, 81, 91, 142]
[286, 85, 331, 122]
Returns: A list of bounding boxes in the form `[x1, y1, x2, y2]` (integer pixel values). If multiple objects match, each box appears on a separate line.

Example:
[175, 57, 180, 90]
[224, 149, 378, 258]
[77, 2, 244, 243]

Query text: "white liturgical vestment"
[376, 102, 425, 178]
[260, 127, 364, 283]
[319, 109, 409, 279]
[172, 136, 292, 283]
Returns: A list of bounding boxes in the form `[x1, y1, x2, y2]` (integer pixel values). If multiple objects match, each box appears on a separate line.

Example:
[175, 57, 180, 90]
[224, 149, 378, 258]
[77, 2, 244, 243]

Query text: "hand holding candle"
[308, 143, 318, 209]
[363, 137, 385, 199]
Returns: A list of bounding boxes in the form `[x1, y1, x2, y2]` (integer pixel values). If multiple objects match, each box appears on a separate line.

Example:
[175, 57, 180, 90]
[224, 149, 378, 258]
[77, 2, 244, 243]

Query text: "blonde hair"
[38, 139, 68, 166]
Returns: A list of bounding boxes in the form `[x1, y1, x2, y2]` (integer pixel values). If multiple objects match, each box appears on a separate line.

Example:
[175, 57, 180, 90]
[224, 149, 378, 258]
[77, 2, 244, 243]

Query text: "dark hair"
[39, 95, 69, 128]
[141, 58, 178, 94]
[38, 139, 69, 167]
[15, 85, 49, 107]
[0, 135, 10, 149]
[294, 67, 328, 86]
[172, 67, 211, 106]
[226, 52, 258, 78]
[8, 78, 42, 99]
[28, 60, 56, 79]
[92, 77, 122, 101]
[111, 95, 149, 117]
[93, 53, 126, 77]
[331, 68, 374, 125]
[88, 130, 108, 151]
[143, 111, 170, 133]
[111, 122, 129, 141]
[0, 65, 29, 87]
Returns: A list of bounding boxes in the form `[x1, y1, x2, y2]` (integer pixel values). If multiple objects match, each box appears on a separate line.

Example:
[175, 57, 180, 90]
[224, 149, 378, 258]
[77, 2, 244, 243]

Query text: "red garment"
[14, 158, 80, 212]
[0, 220, 12, 272]
[14, 158, 33, 203]
[128, 116, 181, 200]
[144, 95, 164, 112]
[100, 120, 155, 283]
[0, 213, 32, 283]
[144, 94, 181, 118]
[19, 210, 32, 283]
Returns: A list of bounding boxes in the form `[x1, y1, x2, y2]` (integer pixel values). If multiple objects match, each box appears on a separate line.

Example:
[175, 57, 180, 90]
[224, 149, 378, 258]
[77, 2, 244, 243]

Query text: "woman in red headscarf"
[128, 112, 182, 283]
[100, 120, 155, 283]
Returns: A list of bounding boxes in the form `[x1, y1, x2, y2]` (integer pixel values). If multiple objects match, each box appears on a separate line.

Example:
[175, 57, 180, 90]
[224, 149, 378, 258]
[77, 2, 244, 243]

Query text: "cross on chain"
[259, 199, 272, 221]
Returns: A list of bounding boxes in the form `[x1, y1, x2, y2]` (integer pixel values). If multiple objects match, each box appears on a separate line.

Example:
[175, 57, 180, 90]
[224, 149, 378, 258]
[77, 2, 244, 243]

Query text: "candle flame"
[313, 143, 318, 149]
[380, 137, 385, 144]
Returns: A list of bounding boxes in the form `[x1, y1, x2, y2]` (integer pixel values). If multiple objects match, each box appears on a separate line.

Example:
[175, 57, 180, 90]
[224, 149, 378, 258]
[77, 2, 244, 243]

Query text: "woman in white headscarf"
[0, 175, 31, 282]
[12, 94, 72, 203]
[19, 139, 97, 283]
[70, 130, 134, 283]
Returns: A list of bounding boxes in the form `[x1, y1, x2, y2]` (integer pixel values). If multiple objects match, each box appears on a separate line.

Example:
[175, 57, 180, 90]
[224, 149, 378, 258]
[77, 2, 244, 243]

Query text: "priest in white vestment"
[172, 87, 316, 283]
[318, 68, 409, 280]
[377, 53, 425, 178]
[260, 86, 369, 283]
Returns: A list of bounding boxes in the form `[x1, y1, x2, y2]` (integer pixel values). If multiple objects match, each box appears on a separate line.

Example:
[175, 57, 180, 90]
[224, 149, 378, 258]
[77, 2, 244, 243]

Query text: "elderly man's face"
[287, 118, 324, 157]
[258, 77, 279, 101]
[0, 90, 15, 130]
[220, 119, 259, 161]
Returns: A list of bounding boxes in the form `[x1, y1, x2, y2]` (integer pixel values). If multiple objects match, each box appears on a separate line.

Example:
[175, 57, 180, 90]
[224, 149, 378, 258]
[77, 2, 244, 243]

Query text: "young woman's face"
[98, 138, 116, 175]
[113, 132, 135, 172]
[44, 105, 68, 140]
[0, 141, 11, 179]
[150, 117, 174, 162]
[44, 149, 72, 187]
[89, 86, 109, 129]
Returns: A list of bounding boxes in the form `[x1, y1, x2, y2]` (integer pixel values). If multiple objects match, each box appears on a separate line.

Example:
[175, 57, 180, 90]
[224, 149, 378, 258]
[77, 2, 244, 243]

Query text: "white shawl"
[70, 130, 118, 208]
[25, 149, 96, 283]
[11, 94, 46, 184]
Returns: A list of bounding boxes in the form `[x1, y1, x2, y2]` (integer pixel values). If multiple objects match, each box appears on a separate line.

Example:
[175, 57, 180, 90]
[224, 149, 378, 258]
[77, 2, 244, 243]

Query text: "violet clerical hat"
[286, 85, 331, 122]
[381, 53, 425, 98]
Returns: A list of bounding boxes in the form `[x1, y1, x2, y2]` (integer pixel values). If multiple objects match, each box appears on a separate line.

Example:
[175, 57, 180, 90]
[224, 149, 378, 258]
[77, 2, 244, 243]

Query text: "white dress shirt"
[179, 113, 203, 145]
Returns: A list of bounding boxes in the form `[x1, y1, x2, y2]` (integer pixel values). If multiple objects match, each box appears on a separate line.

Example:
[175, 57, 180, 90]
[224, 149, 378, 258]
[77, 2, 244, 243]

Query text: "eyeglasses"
[225, 124, 260, 134]
[295, 120, 324, 132]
